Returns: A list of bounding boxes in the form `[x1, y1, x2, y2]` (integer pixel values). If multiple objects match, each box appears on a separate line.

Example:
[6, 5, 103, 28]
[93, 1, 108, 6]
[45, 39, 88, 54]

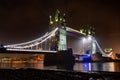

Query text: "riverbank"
[0, 68, 120, 80]
[75, 53, 120, 63]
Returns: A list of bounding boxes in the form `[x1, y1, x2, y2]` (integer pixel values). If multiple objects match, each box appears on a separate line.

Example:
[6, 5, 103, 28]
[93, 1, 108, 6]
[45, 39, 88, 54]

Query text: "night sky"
[0, 0, 120, 52]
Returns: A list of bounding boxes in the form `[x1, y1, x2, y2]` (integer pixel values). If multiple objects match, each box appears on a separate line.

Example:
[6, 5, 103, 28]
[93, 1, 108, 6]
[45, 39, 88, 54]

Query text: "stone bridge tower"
[49, 10, 67, 51]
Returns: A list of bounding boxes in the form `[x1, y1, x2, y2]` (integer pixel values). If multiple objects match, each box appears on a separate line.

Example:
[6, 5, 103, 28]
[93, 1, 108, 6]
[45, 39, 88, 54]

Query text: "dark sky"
[0, 0, 120, 52]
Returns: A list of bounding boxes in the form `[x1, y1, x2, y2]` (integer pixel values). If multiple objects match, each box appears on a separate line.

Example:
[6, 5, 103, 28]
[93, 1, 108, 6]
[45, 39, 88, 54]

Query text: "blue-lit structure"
[82, 55, 92, 62]
[83, 63, 92, 71]
[82, 50, 92, 62]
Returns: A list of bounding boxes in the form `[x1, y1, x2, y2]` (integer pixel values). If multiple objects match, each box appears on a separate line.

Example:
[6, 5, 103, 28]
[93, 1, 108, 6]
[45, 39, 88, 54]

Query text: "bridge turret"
[80, 25, 95, 36]
[61, 13, 67, 26]
[49, 10, 67, 31]
[54, 9, 60, 22]
[49, 15, 53, 25]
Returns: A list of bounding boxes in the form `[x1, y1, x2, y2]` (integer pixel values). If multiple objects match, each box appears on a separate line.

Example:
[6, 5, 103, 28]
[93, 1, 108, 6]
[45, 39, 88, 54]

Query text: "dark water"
[1, 61, 120, 72]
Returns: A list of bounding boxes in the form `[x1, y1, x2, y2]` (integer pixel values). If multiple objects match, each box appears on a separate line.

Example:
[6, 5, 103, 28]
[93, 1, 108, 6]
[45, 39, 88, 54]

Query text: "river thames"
[0, 61, 120, 72]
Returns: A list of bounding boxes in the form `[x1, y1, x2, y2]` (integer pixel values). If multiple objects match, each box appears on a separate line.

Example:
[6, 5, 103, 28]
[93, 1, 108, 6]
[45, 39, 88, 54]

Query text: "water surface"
[1, 61, 120, 72]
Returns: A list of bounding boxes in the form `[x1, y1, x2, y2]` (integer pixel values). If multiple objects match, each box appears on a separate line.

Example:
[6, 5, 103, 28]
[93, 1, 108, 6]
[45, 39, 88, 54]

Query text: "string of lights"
[6, 27, 58, 49]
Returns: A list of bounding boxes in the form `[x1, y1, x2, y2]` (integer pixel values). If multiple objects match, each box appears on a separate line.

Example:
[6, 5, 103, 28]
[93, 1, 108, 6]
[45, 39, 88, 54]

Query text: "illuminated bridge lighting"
[66, 27, 86, 35]
[6, 27, 58, 49]
[5, 27, 86, 50]
[7, 48, 57, 53]
[3, 26, 110, 57]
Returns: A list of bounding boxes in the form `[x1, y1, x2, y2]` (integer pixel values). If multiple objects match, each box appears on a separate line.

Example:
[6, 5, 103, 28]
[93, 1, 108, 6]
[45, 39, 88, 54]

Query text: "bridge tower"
[49, 10, 67, 51]
[80, 25, 96, 54]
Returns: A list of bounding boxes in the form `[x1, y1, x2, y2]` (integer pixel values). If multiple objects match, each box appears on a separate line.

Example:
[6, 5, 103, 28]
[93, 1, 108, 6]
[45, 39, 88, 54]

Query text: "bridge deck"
[0, 49, 57, 54]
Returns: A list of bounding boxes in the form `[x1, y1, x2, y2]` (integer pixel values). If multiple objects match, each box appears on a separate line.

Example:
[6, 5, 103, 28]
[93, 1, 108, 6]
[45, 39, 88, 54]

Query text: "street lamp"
[87, 35, 92, 41]
[82, 37, 86, 42]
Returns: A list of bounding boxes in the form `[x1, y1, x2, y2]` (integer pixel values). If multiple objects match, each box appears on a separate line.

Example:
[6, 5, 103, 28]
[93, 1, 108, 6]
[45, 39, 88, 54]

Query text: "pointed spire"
[49, 15, 53, 25]
[55, 9, 60, 22]
[62, 13, 66, 22]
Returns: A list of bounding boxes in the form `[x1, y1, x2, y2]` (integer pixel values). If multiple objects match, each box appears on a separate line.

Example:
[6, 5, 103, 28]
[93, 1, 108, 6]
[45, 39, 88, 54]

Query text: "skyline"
[0, 0, 120, 52]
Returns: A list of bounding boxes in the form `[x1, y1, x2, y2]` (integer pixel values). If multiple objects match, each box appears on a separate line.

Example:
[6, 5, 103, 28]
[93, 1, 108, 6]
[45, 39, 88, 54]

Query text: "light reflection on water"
[0, 61, 120, 72]
[74, 62, 116, 72]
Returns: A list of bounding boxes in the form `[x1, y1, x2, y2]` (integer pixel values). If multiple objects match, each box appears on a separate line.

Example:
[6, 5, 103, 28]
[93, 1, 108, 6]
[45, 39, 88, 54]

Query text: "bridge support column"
[92, 38, 96, 54]
[44, 48, 75, 65]
[58, 26, 67, 51]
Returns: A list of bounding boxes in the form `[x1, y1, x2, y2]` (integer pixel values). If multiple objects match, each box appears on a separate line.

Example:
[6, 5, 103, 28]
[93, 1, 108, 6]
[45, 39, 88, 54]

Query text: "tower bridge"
[0, 10, 112, 62]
